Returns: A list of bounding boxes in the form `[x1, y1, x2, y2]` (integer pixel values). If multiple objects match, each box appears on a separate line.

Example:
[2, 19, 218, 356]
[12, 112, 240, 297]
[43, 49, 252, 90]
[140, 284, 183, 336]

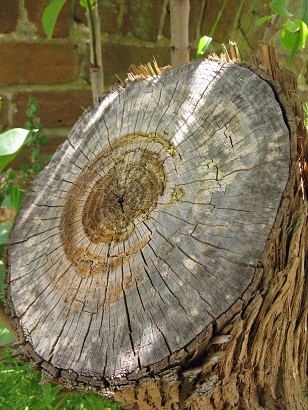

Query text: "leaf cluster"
[257, 0, 308, 66]
[0, 356, 119, 410]
[42, 0, 96, 39]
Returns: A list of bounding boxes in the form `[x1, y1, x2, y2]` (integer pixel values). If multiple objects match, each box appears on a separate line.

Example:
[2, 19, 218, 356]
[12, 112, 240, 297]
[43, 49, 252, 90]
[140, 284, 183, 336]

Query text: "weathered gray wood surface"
[8, 60, 290, 391]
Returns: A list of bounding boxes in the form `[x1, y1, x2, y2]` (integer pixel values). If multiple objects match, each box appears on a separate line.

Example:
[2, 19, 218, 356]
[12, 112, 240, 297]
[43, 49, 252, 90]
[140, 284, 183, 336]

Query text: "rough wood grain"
[8, 57, 291, 399]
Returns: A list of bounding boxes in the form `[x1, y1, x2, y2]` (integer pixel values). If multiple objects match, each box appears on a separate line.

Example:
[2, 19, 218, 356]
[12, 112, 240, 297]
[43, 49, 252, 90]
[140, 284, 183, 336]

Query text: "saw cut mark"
[8, 60, 290, 385]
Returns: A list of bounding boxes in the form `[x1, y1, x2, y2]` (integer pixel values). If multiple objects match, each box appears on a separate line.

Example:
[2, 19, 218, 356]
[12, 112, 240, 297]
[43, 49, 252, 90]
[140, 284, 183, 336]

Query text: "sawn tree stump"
[7, 44, 308, 409]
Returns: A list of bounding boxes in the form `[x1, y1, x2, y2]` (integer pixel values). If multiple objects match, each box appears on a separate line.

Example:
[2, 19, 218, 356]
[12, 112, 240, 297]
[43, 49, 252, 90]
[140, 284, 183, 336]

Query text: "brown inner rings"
[60, 133, 171, 278]
[82, 150, 165, 243]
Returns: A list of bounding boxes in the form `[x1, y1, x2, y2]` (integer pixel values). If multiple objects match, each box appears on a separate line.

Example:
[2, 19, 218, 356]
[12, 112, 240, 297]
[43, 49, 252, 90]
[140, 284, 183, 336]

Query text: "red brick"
[101, 43, 171, 87]
[75, 3, 87, 26]
[25, 0, 69, 37]
[163, 0, 203, 42]
[235, 0, 271, 50]
[121, 0, 165, 42]
[12, 89, 93, 129]
[162, 3, 170, 39]
[0, 96, 9, 132]
[0, 0, 18, 33]
[83, 42, 171, 88]
[200, 0, 239, 44]
[189, 0, 204, 42]
[0, 42, 79, 86]
[75, 1, 121, 34]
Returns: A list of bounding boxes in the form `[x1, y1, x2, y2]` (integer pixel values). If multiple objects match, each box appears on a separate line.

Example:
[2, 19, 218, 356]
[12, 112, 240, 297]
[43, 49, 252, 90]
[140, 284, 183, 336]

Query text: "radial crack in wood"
[7, 59, 292, 400]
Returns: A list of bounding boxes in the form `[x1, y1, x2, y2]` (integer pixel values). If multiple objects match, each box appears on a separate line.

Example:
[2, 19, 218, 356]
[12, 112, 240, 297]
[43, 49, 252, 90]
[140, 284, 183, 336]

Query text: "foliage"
[42, 0, 67, 39]
[0, 355, 120, 410]
[195, 0, 307, 65]
[304, 102, 308, 125]
[256, 0, 308, 66]
[0, 98, 120, 410]
[0, 129, 31, 172]
[195, 36, 212, 59]
[43, 0, 96, 39]
[0, 98, 49, 204]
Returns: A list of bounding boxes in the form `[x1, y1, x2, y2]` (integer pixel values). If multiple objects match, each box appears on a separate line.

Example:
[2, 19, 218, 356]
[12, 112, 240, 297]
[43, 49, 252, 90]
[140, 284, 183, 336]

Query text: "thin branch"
[87, 1, 104, 105]
[256, 14, 281, 59]
[261, 13, 281, 43]
[169, 0, 190, 66]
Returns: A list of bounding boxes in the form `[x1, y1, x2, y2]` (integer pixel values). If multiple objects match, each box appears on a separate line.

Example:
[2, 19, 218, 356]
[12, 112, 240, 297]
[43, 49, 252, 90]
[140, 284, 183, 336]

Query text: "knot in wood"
[82, 149, 165, 243]
[59, 133, 170, 278]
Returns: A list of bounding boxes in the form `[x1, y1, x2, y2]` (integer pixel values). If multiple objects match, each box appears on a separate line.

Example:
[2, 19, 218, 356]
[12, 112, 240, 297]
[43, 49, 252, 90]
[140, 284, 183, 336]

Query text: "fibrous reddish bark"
[6, 43, 307, 409]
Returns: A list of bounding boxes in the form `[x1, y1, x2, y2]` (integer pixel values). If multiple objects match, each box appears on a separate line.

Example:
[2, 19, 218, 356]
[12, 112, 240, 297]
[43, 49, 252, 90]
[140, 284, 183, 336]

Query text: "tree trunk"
[169, 0, 190, 66]
[6, 44, 307, 409]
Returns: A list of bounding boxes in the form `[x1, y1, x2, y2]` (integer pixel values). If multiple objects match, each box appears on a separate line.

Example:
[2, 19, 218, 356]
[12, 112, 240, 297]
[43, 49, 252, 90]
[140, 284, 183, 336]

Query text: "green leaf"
[256, 14, 275, 25]
[32, 383, 63, 410]
[0, 222, 13, 246]
[285, 19, 299, 33]
[85, 393, 109, 410]
[270, 0, 293, 17]
[80, 0, 96, 10]
[7, 170, 16, 180]
[42, 0, 67, 39]
[40, 134, 49, 146]
[269, 0, 293, 17]
[0, 324, 14, 346]
[0, 129, 30, 172]
[195, 36, 212, 59]
[281, 19, 308, 66]
[32, 162, 43, 174]
[281, 19, 308, 50]
[20, 164, 29, 173]
[2, 187, 25, 212]
[26, 97, 38, 117]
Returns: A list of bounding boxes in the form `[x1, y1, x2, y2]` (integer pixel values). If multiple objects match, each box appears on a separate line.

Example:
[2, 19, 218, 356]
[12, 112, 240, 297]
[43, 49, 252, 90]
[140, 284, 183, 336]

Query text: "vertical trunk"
[87, 2, 104, 105]
[169, 0, 190, 66]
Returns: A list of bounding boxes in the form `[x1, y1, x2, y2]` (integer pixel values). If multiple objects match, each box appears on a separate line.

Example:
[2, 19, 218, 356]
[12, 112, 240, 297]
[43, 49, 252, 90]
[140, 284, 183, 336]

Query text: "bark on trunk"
[169, 0, 190, 66]
[6, 43, 308, 409]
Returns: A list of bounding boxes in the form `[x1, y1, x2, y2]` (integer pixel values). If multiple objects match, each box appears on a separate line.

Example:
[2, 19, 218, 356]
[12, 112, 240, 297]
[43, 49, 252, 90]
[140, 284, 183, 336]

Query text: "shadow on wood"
[6, 43, 308, 409]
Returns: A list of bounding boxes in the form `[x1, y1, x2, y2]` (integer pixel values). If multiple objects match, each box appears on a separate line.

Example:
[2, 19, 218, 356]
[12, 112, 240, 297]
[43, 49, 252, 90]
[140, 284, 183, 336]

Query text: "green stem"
[87, 0, 98, 67]
[223, 0, 245, 43]
[239, 0, 263, 49]
[302, 0, 308, 25]
[53, 393, 69, 410]
[209, 0, 229, 38]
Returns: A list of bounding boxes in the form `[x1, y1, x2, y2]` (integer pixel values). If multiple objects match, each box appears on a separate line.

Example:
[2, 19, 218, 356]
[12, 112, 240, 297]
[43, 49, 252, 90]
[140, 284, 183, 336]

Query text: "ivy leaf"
[256, 14, 275, 25]
[0, 324, 14, 346]
[42, 0, 67, 39]
[0, 129, 31, 172]
[2, 187, 25, 212]
[281, 19, 308, 66]
[195, 36, 212, 60]
[285, 19, 300, 33]
[0, 222, 13, 246]
[270, 0, 293, 18]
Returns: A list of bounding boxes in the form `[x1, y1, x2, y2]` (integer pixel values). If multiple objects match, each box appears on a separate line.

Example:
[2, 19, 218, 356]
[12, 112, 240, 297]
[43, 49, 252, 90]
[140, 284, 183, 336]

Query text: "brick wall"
[0, 0, 307, 161]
